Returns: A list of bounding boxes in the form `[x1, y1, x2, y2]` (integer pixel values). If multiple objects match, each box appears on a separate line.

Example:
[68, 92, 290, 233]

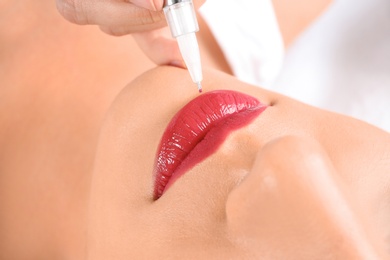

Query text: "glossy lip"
[153, 90, 267, 200]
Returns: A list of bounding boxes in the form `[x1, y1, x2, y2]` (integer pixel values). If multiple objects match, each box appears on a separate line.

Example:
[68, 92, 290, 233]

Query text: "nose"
[225, 136, 386, 259]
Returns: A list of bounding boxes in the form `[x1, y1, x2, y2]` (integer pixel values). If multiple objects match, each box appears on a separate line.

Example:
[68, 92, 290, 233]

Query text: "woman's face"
[87, 66, 390, 258]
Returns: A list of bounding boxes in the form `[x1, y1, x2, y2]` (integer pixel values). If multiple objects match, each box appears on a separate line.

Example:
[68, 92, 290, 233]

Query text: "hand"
[56, 0, 192, 67]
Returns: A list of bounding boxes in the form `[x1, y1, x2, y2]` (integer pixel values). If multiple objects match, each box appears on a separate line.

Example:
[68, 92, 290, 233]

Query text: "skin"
[272, 0, 333, 46]
[1, 0, 388, 259]
[0, 1, 153, 258]
[55, 0, 333, 64]
[88, 66, 390, 259]
[55, 0, 206, 66]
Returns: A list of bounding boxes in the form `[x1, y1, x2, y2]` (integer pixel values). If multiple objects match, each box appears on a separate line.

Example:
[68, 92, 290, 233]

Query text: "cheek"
[225, 136, 383, 258]
[87, 126, 232, 258]
[85, 107, 160, 258]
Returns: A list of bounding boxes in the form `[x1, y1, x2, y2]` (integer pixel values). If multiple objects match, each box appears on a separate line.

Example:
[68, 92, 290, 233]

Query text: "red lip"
[153, 90, 267, 200]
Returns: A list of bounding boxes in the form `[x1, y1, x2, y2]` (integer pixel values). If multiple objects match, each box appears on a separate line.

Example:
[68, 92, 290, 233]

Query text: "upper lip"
[153, 90, 267, 200]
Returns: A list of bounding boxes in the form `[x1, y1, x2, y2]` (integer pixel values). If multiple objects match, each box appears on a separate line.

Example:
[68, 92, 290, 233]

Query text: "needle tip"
[197, 82, 202, 93]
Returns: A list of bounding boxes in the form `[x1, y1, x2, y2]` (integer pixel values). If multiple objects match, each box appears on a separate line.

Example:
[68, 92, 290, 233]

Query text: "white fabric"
[273, 0, 390, 132]
[200, 0, 390, 132]
[199, 0, 284, 88]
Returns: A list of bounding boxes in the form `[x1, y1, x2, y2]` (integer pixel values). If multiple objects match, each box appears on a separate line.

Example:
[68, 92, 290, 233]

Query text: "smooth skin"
[55, 0, 333, 64]
[2, 0, 388, 259]
[55, 0, 207, 66]
[88, 66, 390, 259]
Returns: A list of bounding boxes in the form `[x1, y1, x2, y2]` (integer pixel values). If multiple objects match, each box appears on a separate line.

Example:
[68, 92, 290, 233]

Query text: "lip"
[153, 90, 267, 200]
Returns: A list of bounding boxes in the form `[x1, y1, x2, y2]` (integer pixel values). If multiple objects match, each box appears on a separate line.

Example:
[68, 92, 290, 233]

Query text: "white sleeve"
[199, 0, 284, 88]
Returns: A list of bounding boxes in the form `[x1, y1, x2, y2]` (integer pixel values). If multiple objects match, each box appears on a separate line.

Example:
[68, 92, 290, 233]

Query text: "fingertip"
[168, 60, 187, 69]
[99, 26, 123, 37]
[153, 0, 165, 10]
[56, 0, 88, 25]
[130, 0, 164, 11]
[133, 30, 186, 67]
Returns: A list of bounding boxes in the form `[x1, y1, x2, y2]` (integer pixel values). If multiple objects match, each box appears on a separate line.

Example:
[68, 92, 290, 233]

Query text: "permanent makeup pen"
[163, 0, 203, 93]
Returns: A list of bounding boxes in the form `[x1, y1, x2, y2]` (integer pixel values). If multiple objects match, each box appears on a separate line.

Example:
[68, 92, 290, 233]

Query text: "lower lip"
[153, 90, 267, 200]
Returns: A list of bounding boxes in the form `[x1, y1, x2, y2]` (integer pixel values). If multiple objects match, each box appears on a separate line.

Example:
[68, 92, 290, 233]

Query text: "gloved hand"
[56, 0, 204, 67]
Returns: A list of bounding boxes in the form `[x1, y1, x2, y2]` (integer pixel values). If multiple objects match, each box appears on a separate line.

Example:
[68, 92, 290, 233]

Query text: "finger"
[127, 0, 164, 11]
[133, 28, 186, 67]
[56, 0, 165, 32]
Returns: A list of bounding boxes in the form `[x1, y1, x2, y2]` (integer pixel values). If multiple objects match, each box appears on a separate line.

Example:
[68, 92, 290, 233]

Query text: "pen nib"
[196, 82, 202, 93]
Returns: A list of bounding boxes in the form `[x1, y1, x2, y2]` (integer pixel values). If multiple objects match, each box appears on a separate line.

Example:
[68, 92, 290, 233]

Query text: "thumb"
[129, 0, 165, 11]
[133, 27, 186, 68]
